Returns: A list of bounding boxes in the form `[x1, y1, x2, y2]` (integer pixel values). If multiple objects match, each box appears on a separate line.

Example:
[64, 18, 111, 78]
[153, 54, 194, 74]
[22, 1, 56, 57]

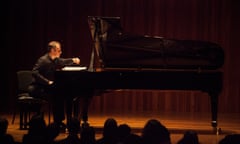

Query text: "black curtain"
[3, 0, 240, 113]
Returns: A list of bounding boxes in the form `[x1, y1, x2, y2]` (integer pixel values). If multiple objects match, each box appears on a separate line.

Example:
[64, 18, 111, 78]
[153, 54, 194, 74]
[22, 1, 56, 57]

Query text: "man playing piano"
[28, 40, 80, 131]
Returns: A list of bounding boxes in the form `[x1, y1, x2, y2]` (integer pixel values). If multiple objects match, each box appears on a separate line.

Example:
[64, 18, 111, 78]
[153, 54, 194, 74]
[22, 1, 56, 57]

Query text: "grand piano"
[54, 16, 224, 130]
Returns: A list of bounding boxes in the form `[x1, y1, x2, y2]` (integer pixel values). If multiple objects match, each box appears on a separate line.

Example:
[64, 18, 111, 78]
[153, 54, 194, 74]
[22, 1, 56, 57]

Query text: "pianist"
[28, 40, 80, 130]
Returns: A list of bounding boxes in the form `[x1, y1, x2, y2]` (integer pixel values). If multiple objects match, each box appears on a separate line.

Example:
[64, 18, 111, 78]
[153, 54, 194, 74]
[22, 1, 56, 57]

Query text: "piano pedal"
[213, 127, 222, 135]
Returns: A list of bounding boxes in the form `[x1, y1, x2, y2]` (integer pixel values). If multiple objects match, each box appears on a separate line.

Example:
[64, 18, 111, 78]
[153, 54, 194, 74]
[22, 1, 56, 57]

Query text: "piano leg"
[209, 91, 221, 134]
[73, 90, 94, 127]
[82, 97, 92, 122]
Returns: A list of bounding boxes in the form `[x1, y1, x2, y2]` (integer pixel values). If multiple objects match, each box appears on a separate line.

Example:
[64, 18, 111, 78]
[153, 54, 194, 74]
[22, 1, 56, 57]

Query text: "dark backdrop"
[3, 0, 240, 114]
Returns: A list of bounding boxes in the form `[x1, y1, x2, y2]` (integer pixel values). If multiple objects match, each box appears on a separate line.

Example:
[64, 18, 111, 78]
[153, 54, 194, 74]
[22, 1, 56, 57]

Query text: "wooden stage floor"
[2, 111, 240, 144]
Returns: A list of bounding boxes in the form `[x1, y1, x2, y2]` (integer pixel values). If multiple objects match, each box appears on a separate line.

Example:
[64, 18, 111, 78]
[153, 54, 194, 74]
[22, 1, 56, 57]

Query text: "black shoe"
[57, 122, 67, 133]
[81, 122, 89, 128]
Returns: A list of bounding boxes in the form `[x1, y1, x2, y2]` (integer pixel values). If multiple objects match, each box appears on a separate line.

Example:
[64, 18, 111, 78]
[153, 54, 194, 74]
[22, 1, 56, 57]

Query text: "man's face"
[53, 44, 62, 58]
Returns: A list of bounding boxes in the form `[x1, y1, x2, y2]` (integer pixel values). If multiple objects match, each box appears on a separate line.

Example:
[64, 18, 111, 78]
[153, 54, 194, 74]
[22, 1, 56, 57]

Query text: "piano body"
[54, 16, 224, 130]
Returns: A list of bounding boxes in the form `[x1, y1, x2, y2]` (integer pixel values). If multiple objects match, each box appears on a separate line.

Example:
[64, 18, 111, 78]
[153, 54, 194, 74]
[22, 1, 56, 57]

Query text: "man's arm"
[32, 56, 53, 85]
[57, 57, 80, 65]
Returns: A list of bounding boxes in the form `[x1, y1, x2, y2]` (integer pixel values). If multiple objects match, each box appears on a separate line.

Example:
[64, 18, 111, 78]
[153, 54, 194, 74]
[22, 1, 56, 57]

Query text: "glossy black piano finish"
[54, 16, 224, 131]
[88, 16, 224, 70]
[54, 70, 223, 128]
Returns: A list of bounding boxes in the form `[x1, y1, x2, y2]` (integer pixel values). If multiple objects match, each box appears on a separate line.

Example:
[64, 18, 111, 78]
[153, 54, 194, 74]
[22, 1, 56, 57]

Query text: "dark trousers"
[51, 93, 64, 124]
[73, 96, 92, 122]
[28, 84, 68, 124]
[29, 84, 93, 124]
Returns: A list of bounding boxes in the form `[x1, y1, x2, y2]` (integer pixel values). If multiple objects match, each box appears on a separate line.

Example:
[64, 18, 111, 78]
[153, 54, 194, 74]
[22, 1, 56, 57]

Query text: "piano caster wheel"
[213, 127, 222, 135]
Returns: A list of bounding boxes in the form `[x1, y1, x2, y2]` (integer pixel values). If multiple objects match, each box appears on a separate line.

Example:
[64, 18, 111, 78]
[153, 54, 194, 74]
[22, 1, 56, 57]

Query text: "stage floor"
[2, 111, 240, 144]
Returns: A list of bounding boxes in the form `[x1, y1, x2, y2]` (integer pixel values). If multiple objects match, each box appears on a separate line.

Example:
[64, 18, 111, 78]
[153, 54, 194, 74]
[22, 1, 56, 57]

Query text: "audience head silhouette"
[124, 133, 143, 144]
[67, 117, 81, 134]
[28, 114, 47, 134]
[80, 126, 96, 144]
[0, 117, 8, 136]
[117, 123, 132, 142]
[22, 114, 48, 144]
[177, 130, 199, 144]
[96, 117, 118, 144]
[55, 117, 81, 144]
[141, 119, 171, 144]
[46, 122, 60, 143]
[0, 117, 15, 144]
[103, 117, 118, 138]
[219, 134, 240, 144]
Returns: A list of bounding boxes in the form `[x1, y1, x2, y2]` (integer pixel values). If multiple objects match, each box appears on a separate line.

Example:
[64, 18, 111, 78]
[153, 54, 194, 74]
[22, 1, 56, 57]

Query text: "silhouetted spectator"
[46, 122, 61, 144]
[141, 119, 171, 144]
[0, 117, 15, 144]
[22, 114, 48, 144]
[219, 134, 240, 144]
[177, 130, 199, 144]
[56, 117, 81, 144]
[96, 117, 118, 144]
[123, 133, 143, 144]
[117, 123, 131, 144]
[80, 126, 96, 144]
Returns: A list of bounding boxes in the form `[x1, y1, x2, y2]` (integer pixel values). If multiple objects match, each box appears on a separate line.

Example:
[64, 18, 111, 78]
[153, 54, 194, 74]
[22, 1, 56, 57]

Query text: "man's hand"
[48, 81, 54, 85]
[72, 57, 80, 64]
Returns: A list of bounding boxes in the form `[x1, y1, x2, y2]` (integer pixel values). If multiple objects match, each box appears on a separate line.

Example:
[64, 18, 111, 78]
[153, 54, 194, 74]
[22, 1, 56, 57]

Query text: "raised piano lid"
[87, 16, 224, 71]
